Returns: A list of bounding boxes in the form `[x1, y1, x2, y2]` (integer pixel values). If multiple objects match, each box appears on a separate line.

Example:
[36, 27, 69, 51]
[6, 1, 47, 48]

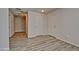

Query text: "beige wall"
[26, 14, 28, 34]
[15, 16, 26, 32]
[9, 11, 15, 37]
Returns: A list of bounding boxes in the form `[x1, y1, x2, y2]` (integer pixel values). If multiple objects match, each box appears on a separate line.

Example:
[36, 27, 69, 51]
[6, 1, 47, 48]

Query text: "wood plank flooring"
[9, 33, 79, 51]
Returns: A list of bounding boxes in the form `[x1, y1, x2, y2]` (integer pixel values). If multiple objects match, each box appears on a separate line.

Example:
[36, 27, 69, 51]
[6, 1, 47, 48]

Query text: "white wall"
[9, 11, 15, 37]
[15, 16, 26, 32]
[26, 14, 28, 34]
[48, 9, 79, 47]
[0, 8, 9, 50]
[28, 11, 48, 38]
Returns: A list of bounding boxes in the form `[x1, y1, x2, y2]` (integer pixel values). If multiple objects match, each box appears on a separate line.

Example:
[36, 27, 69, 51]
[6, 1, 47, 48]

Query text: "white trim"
[28, 34, 37, 38]
[28, 34, 49, 38]
[50, 35, 79, 47]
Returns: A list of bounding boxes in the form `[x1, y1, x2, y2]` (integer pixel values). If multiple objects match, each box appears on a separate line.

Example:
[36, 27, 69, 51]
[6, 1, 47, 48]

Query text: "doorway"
[9, 10, 28, 38]
[14, 15, 28, 38]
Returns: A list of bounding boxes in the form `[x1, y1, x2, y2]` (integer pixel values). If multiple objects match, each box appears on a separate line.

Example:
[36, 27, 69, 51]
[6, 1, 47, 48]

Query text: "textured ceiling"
[10, 8, 56, 15]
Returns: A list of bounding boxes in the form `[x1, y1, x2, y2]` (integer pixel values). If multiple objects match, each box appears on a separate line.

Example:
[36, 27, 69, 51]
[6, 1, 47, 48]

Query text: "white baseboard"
[51, 35, 79, 47]
[0, 48, 9, 51]
[28, 34, 48, 38]
[28, 35, 37, 38]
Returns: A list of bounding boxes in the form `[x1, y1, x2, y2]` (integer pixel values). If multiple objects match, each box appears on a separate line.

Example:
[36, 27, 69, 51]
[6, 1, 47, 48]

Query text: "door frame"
[14, 12, 28, 38]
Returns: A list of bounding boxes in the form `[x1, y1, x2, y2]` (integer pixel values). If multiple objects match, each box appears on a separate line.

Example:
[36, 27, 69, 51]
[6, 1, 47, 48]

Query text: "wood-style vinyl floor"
[9, 33, 79, 51]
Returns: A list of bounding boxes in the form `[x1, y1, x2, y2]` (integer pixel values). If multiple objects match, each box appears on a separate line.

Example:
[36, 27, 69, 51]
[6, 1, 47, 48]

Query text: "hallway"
[10, 33, 79, 51]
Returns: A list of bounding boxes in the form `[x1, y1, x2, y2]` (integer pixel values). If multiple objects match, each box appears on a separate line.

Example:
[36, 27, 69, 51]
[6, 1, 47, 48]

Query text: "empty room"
[0, 8, 79, 51]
